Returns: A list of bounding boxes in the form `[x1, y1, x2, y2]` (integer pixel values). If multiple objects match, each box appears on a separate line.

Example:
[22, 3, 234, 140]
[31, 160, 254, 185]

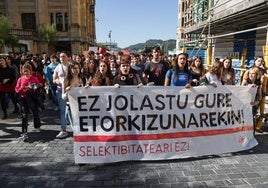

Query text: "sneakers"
[19, 133, 28, 140]
[56, 131, 68, 139]
[54, 107, 59, 111]
[34, 127, 42, 132]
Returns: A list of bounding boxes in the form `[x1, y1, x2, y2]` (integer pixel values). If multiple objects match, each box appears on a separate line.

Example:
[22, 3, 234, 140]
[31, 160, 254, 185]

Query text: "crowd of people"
[0, 46, 267, 140]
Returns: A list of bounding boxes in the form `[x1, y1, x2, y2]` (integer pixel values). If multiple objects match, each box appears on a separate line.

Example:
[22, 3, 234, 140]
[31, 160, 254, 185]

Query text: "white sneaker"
[35, 128, 42, 132]
[20, 133, 28, 140]
[56, 131, 68, 139]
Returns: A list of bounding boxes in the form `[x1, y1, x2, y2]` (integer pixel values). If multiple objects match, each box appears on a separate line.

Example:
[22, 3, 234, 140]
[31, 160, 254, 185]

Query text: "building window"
[21, 13, 36, 30]
[56, 12, 63, 31]
[12, 43, 28, 53]
[90, 4, 94, 13]
[64, 13, 68, 31]
[50, 13, 54, 24]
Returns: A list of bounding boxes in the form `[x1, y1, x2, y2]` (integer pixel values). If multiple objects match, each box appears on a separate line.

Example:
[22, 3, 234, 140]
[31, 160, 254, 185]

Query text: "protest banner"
[68, 85, 258, 164]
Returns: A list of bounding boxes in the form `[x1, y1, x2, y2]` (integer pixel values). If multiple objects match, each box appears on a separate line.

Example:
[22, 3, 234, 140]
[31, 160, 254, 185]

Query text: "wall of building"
[0, 0, 96, 54]
[212, 0, 266, 21]
[214, 27, 267, 64]
[214, 38, 234, 59]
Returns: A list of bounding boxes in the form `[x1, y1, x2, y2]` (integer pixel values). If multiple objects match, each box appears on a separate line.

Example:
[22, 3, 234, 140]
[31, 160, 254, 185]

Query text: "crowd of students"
[0, 46, 267, 140]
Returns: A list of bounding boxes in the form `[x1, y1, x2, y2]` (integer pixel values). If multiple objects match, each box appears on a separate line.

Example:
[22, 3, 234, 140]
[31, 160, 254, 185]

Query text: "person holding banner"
[201, 58, 223, 87]
[53, 51, 70, 139]
[221, 57, 236, 85]
[81, 56, 97, 86]
[113, 55, 143, 87]
[63, 62, 85, 127]
[90, 60, 113, 86]
[164, 53, 192, 88]
[242, 56, 268, 85]
[189, 55, 206, 86]
[241, 67, 262, 133]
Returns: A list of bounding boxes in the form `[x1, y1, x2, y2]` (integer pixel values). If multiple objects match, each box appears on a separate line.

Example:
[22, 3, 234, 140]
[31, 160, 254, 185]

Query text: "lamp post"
[108, 30, 112, 51]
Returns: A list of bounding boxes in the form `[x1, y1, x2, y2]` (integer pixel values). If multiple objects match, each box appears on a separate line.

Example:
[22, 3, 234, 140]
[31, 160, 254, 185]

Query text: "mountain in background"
[122, 39, 176, 54]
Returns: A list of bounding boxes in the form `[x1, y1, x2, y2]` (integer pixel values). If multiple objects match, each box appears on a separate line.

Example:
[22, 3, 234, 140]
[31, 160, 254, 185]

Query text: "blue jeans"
[56, 90, 67, 131]
[65, 103, 73, 126]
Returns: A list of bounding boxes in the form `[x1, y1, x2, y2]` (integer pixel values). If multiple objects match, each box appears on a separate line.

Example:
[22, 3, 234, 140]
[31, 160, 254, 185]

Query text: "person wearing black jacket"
[113, 55, 143, 87]
[0, 56, 19, 119]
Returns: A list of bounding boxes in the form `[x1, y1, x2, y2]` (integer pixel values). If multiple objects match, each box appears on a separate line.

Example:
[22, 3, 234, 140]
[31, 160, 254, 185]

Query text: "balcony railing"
[10, 29, 38, 40]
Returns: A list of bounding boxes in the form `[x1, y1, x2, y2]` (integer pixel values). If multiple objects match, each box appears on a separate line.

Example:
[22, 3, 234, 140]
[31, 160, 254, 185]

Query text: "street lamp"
[108, 30, 112, 50]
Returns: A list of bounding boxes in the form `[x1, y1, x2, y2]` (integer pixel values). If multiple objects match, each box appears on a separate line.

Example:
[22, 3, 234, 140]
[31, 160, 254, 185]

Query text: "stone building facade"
[0, 0, 96, 55]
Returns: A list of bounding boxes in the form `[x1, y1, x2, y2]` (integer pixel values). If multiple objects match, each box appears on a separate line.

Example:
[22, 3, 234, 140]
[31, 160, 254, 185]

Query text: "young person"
[242, 56, 267, 84]
[90, 60, 113, 86]
[113, 55, 143, 87]
[63, 62, 85, 126]
[109, 57, 119, 77]
[241, 67, 262, 133]
[53, 51, 70, 139]
[45, 54, 60, 104]
[164, 53, 192, 88]
[221, 57, 236, 85]
[15, 62, 42, 140]
[202, 58, 223, 88]
[131, 54, 146, 84]
[189, 55, 205, 86]
[0, 56, 19, 119]
[81, 56, 97, 86]
[143, 46, 170, 85]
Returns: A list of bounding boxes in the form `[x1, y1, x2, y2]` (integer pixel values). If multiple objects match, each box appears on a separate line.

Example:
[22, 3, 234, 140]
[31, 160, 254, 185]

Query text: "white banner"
[68, 85, 258, 164]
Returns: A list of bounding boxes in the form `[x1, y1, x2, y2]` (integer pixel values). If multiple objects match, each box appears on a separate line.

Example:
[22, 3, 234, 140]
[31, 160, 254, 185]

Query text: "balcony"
[10, 29, 38, 40]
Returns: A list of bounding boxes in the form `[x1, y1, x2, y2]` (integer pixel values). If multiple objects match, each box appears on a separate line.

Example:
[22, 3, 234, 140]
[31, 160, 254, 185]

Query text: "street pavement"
[1, 98, 268, 188]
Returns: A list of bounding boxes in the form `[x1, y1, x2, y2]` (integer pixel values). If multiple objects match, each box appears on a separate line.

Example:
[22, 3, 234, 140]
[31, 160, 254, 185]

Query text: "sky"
[95, 0, 178, 49]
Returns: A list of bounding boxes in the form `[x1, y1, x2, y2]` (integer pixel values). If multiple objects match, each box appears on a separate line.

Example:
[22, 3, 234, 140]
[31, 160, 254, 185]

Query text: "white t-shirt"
[53, 63, 68, 91]
[205, 72, 222, 86]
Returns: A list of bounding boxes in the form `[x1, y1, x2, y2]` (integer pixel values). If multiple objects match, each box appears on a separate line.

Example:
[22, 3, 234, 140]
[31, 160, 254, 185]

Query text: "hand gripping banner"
[68, 85, 258, 164]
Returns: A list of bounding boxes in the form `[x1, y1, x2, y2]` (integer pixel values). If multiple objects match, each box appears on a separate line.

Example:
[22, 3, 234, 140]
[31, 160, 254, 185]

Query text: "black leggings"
[0, 91, 18, 115]
[19, 94, 41, 133]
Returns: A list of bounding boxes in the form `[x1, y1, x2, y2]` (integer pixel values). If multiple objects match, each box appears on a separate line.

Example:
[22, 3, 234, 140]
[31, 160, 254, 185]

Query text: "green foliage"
[143, 46, 154, 54]
[4, 35, 18, 47]
[96, 43, 107, 49]
[0, 15, 13, 47]
[38, 24, 58, 43]
[126, 39, 176, 54]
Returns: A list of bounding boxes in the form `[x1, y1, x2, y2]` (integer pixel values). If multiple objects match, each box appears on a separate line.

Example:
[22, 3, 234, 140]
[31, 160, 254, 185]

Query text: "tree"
[143, 46, 153, 55]
[96, 43, 107, 49]
[0, 14, 13, 52]
[38, 24, 58, 43]
[4, 35, 19, 53]
[38, 24, 58, 53]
